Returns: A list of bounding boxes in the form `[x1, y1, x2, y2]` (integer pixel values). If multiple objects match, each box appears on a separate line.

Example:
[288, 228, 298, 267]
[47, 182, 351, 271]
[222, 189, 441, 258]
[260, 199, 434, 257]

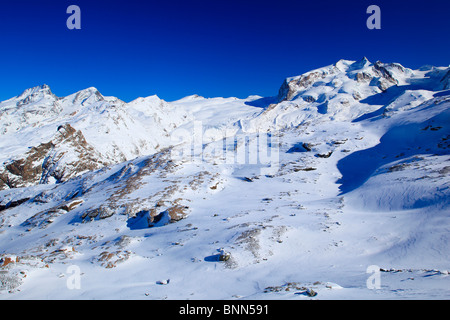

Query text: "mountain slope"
[0, 58, 449, 299]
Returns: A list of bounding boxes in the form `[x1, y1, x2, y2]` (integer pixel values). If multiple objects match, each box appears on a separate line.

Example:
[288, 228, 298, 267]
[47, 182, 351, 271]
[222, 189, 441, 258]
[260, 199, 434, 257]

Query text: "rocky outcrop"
[356, 71, 373, 83]
[0, 124, 107, 190]
[277, 70, 331, 102]
[277, 59, 407, 104]
[40, 124, 108, 184]
[372, 61, 403, 91]
[0, 142, 54, 189]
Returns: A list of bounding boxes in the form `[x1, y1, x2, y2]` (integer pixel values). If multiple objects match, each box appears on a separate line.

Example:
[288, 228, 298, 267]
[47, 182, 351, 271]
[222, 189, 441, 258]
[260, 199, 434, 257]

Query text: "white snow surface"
[0, 58, 449, 300]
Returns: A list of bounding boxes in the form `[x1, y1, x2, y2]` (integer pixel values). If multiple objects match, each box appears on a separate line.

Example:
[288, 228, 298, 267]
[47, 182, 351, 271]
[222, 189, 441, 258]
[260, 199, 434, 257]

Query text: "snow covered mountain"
[0, 85, 190, 189]
[0, 58, 449, 299]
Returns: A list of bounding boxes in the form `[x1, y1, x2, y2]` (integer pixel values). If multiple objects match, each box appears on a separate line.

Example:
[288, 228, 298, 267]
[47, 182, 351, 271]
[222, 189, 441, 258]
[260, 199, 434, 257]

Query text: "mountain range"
[0, 58, 449, 299]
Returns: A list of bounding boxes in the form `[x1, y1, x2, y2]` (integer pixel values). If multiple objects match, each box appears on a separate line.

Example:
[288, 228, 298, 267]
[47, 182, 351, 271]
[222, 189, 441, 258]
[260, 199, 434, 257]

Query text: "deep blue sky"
[0, 0, 449, 102]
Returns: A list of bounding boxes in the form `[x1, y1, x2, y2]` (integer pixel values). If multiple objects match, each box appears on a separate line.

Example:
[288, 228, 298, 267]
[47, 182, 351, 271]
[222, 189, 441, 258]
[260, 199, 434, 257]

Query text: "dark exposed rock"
[277, 70, 330, 102]
[287, 142, 312, 153]
[302, 95, 316, 103]
[306, 288, 318, 297]
[161, 205, 190, 223]
[0, 142, 54, 189]
[0, 197, 30, 212]
[0, 124, 108, 190]
[316, 151, 333, 158]
[372, 61, 401, 91]
[293, 167, 316, 172]
[219, 251, 231, 261]
[356, 72, 373, 83]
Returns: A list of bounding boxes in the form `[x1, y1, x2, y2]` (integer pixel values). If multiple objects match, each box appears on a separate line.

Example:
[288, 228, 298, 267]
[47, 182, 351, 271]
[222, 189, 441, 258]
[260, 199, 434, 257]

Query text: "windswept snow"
[0, 58, 449, 300]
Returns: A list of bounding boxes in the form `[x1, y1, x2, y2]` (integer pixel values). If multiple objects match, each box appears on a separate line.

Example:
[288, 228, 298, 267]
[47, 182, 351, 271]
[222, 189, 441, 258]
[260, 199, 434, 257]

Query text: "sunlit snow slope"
[0, 58, 449, 299]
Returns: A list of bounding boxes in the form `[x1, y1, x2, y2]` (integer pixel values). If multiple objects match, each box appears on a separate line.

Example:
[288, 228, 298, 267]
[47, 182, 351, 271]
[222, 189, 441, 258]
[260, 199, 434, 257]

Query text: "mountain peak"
[65, 87, 105, 105]
[18, 84, 52, 97]
[81, 86, 99, 93]
[349, 57, 371, 70]
[129, 94, 163, 105]
[16, 84, 56, 106]
[334, 59, 357, 71]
